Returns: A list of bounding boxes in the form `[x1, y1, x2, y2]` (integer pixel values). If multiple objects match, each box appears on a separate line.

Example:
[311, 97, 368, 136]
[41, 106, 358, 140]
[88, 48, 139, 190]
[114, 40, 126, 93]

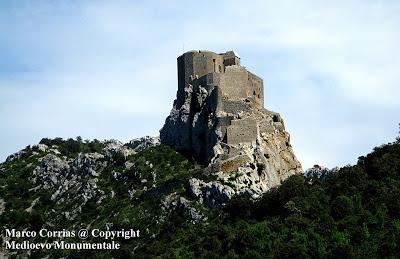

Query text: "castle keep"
[177, 50, 264, 107]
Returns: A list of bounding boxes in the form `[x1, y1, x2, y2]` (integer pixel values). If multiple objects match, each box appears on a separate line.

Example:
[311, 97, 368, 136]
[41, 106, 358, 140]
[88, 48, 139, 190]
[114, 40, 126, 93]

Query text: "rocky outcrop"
[32, 154, 71, 189]
[27, 137, 160, 220]
[160, 84, 219, 165]
[126, 136, 160, 152]
[162, 193, 205, 222]
[188, 178, 235, 208]
[104, 139, 135, 159]
[32, 153, 105, 219]
[304, 165, 337, 180]
[161, 50, 302, 203]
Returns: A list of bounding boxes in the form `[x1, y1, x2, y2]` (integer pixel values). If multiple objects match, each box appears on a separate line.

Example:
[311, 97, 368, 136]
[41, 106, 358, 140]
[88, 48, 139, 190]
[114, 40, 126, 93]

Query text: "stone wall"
[177, 50, 264, 107]
[221, 99, 251, 115]
[248, 72, 264, 106]
[192, 51, 224, 78]
[226, 118, 258, 145]
[177, 51, 225, 106]
[220, 66, 249, 100]
[222, 51, 241, 66]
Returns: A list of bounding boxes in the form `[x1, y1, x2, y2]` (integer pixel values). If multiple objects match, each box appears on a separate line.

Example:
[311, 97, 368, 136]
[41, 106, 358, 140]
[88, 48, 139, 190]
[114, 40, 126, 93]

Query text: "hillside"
[1, 135, 400, 258]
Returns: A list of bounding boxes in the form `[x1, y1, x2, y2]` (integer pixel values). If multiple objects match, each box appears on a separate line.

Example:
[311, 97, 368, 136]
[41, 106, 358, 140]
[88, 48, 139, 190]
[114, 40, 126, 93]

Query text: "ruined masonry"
[161, 50, 302, 202]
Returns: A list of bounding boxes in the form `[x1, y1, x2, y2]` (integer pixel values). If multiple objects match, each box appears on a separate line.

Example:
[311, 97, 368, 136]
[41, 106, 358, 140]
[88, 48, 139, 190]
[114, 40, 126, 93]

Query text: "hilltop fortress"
[176, 50, 264, 148]
[161, 50, 301, 199]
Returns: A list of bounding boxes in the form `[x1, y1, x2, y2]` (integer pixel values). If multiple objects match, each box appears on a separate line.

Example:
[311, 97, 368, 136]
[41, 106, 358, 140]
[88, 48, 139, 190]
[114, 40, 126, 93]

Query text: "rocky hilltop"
[2, 50, 399, 258]
[1, 51, 302, 257]
[2, 131, 399, 258]
[161, 50, 302, 199]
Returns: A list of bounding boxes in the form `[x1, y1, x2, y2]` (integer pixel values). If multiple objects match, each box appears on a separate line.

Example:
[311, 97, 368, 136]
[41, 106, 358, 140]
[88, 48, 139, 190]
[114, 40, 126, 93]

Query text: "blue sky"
[0, 0, 399, 169]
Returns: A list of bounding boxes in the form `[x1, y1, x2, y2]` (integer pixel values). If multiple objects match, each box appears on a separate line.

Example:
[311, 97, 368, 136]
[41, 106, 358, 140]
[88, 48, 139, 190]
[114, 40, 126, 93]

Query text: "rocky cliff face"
[160, 50, 302, 202]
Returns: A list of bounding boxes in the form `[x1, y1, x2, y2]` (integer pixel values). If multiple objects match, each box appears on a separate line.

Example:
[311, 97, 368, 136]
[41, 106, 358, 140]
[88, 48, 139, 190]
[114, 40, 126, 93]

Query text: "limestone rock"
[32, 153, 105, 220]
[32, 154, 70, 189]
[162, 193, 205, 222]
[188, 178, 235, 208]
[104, 139, 135, 159]
[161, 50, 302, 202]
[126, 136, 160, 152]
[32, 144, 48, 152]
[304, 165, 338, 180]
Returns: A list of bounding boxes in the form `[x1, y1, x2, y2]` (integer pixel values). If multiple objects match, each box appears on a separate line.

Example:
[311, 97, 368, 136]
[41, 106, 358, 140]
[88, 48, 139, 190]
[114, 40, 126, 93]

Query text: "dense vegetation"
[39, 137, 105, 157]
[141, 139, 400, 258]
[1, 134, 399, 258]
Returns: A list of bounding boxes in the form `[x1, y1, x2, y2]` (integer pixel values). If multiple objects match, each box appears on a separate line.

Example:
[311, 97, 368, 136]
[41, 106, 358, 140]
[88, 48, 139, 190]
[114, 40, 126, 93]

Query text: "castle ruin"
[171, 50, 265, 156]
[161, 50, 301, 196]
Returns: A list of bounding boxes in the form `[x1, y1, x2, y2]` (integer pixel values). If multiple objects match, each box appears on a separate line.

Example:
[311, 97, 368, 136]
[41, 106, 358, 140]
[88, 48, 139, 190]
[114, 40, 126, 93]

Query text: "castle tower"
[176, 50, 264, 108]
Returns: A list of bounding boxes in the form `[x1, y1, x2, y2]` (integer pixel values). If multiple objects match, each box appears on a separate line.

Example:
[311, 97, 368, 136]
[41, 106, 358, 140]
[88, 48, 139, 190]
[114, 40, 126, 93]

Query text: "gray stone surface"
[126, 136, 160, 152]
[304, 165, 338, 180]
[222, 99, 251, 114]
[188, 178, 235, 208]
[104, 139, 135, 159]
[226, 118, 258, 145]
[162, 193, 205, 222]
[31, 152, 110, 220]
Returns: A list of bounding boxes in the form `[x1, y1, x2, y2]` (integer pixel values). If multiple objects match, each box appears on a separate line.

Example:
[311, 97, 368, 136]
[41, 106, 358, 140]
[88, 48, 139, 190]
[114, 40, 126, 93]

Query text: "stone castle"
[161, 50, 302, 200]
[177, 50, 264, 106]
[176, 50, 264, 148]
